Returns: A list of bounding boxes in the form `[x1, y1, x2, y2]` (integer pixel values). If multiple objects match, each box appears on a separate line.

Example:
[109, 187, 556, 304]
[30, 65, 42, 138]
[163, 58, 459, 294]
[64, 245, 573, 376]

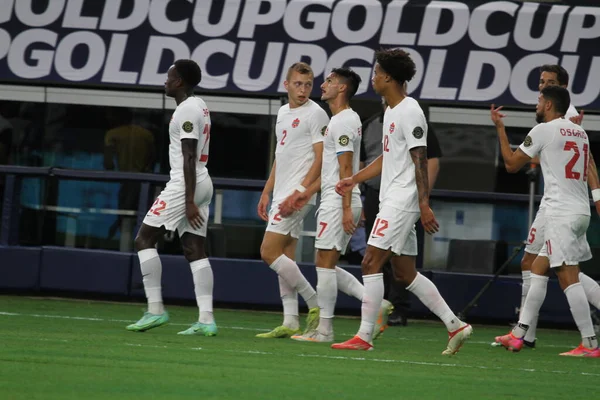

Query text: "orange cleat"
[494, 332, 524, 352]
[559, 344, 600, 357]
[331, 335, 373, 351]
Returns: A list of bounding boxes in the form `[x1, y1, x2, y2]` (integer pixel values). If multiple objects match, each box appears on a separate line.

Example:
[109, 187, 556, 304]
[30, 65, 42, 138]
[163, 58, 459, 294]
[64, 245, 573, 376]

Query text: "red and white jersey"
[520, 118, 590, 217]
[380, 97, 428, 212]
[168, 96, 211, 187]
[537, 102, 579, 212]
[320, 108, 362, 208]
[274, 100, 329, 204]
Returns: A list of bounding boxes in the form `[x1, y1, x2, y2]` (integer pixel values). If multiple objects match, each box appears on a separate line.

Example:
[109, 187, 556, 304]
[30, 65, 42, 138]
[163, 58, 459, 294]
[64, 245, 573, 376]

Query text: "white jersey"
[320, 109, 362, 208]
[168, 96, 211, 187]
[380, 97, 428, 212]
[273, 99, 329, 204]
[537, 102, 579, 211]
[520, 118, 590, 217]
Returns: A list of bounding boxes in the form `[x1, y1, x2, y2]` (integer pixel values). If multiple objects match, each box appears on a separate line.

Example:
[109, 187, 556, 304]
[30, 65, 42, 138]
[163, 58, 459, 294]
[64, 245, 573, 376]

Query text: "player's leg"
[126, 222, 170, 332]
[177, 230, 218, 337]
[292, 248, 340, 342]
[392, 253, 472, 355]
[258, 210, 319, 337]
[554, 264, 599, 356]
[520, 212, 545, 346]
[579, 272, 600, 310]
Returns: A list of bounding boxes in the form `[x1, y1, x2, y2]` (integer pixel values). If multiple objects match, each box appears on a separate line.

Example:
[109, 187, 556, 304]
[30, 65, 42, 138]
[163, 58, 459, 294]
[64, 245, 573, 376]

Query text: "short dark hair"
[286, 62, 313, 81]
[541, 85, 570, 116]
[375, 49, 416, 85]
[174, 59, 202, 88]
[331, 67, 362, 99]
[539, 64, 569, 86]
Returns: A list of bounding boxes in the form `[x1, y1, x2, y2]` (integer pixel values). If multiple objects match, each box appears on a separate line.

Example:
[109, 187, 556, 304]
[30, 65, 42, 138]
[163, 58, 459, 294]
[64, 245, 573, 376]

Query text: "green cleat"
[373, 300, 393, 340]
[256, 325, 301, 338]
[303, 307, 320, 334]
[126, 311, 169, 332]
[177, 321, 218, 336]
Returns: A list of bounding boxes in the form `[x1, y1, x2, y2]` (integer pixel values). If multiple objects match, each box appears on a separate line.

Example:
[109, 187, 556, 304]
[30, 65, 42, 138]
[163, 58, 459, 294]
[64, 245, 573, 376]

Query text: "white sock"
[270, 255, 318, 309]
[514, 273, 548, 338]
[521, 270, 531, 311]
[336, 266, 364, 301]
[357, 273, 384, 342]
[317, 267, 337, 334]
[138, 249, 164, 315]
[564, 282, 597, 340]
[521, 271, 537, 342]
[406, 272, 461, 332]
[279, 276, 299, 329]
[579, 272, 600, 309]
[190, 258, 214, 324]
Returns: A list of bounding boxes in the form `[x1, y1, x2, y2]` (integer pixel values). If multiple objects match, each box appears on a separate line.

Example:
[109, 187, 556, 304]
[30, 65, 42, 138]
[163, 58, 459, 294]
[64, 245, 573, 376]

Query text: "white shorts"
[367, 205, 419, 256]
[538, 214, 592, 268]
[266, 202, 313, 239]
[315, 206, 362, 254]
[525, 209, 546, 254]
[142, 177, 213, 238]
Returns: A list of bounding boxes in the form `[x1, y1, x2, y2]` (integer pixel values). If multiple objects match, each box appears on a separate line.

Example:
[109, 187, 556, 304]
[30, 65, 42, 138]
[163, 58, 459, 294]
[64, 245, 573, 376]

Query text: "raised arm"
[491, 105, 533, 173]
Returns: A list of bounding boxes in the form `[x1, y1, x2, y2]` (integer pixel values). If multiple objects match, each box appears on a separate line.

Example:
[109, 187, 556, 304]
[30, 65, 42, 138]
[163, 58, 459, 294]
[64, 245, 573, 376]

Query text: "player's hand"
[185, 201, 204, 230]
[336, 177, 356, 196]
[420, 206, 439, 234]
[342, 207, 356, 235]
[257, 192, 270, 221]
[570, 110, 584, 126]
[490, 104, 506, 127]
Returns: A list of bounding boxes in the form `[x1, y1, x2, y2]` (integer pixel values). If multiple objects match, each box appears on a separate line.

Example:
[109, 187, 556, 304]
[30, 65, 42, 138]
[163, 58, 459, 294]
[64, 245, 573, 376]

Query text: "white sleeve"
[309, 106, 329, 144]
[519, 124, 548, 158]
[401, 110, 428, 150]
[333, 122, 357, 154]
[177, 104, 205, 141]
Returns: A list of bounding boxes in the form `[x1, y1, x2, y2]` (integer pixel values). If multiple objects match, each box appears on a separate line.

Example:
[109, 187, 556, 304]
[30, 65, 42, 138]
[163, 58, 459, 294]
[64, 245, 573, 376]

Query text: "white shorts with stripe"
[367, 205, 419, 256]
[315, 206, 362, 254]
[142, 177, 213, 238]
[266, 202, 313, 239]
[538, 214, 592, 268]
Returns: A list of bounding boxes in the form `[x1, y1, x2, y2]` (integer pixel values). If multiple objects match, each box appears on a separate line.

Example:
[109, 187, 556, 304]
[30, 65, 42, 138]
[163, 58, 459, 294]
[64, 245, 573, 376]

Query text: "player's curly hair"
[331, 67, 362, 100]
[375, 49, 416, 85]
[174, 59, 202, 89]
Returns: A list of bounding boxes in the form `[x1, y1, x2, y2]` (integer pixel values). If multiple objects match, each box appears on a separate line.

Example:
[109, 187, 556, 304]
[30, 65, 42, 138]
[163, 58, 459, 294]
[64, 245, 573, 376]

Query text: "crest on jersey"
[292, 118, 300, 128]
[412, 127, 424, 139]
[339, 135, 350, 146]
[358, 127, 362, 136]
[389, 123, 395, 134]
[321, 126, 327, 136]
[203, 108, 209, 117]
[524, 135, 532, 147]
[182, 121, 193, 133]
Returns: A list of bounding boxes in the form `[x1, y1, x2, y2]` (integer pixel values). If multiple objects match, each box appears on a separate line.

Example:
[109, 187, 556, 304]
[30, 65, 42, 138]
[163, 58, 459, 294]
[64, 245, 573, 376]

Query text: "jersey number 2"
[150, 198, 166, 216]
[280, 130, 287, 145]
[383, 135, 390, 152]
[564, 141, 588, 181]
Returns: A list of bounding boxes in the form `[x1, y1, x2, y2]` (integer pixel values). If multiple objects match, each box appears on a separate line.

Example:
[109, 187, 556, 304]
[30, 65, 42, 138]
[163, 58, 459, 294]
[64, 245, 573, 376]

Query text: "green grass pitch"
[0, 295, 597, 400]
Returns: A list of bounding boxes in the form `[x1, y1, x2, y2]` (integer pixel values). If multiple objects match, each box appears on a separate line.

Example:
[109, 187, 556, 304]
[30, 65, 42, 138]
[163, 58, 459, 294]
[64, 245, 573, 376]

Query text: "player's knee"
[134, 234, 152, 252]
[361, 253, 378, 275]
[260, 241, 278, 265]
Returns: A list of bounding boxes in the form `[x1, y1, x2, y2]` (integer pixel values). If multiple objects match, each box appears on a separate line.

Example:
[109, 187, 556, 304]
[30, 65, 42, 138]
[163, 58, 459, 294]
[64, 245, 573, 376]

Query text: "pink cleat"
[559, 344, 600, 357]
[331, 335, 373, 351]
[495, 332, 524, 352]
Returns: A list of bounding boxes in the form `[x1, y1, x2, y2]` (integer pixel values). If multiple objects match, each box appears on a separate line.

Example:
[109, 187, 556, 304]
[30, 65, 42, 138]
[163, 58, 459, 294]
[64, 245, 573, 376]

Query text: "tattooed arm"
[410, 146, 439, 234]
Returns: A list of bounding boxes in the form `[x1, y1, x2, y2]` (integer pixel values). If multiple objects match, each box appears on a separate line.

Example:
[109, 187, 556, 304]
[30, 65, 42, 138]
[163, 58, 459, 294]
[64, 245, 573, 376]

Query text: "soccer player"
[493, 86, 600, 357]
[279, 67, 393, 343]
[333, 49, 473, 353]
[256, 62, 329, 338]
[126, 59, 216, 336]
[515, 64, 594, 348]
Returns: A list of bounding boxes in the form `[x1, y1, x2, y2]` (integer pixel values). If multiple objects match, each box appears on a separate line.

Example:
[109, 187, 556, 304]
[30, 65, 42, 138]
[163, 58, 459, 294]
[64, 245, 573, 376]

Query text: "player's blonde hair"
[286, 62, 314, 81]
